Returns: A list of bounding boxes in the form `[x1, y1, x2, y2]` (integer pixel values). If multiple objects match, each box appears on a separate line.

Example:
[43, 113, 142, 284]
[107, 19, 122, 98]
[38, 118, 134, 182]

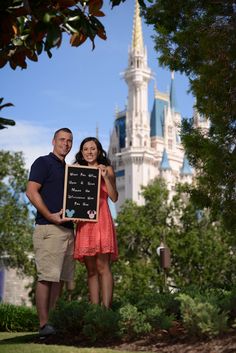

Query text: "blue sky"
[0, 1, 194, 170]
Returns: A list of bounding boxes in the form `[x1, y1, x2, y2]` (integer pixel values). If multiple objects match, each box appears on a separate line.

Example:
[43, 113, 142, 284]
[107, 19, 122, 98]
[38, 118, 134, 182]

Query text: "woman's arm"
[98, 165, 118, 202]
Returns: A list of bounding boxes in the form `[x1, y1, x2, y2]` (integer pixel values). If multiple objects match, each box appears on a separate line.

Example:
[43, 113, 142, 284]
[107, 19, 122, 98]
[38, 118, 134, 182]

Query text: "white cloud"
[0, 121, 110, 171]
[1, 121, 53, 170]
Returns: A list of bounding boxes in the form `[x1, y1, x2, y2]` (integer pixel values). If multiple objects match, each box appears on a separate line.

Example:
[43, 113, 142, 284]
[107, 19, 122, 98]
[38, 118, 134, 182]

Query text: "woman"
[74, 137, 118, 308]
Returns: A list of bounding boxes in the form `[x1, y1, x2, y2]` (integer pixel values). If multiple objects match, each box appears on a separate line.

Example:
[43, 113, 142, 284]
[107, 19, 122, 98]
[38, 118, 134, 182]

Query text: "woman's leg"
[96, 254, 113, 308]
[84, 256, 100, 304]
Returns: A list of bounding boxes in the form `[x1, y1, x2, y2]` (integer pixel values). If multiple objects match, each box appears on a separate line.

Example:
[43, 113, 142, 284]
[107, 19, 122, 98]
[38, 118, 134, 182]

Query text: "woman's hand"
[98, 164, 108, 178]
[98, 164, 118, 202]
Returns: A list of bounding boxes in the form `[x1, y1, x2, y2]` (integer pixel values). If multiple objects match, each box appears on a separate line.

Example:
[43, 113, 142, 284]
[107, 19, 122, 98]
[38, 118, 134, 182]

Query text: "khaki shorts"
[33, 224, 75, 282]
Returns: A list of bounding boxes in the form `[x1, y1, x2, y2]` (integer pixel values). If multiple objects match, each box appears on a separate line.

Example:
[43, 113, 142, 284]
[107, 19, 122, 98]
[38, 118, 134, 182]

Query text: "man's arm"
[26, 181, 64, 225]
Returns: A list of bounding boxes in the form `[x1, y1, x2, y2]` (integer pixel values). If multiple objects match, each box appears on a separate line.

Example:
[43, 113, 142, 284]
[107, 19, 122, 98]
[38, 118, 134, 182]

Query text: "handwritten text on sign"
[63, 165, 101, 221]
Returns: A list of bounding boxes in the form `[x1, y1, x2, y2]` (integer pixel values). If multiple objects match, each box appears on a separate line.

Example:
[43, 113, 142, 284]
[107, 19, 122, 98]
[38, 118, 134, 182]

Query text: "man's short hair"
[54, 128, 73, 139]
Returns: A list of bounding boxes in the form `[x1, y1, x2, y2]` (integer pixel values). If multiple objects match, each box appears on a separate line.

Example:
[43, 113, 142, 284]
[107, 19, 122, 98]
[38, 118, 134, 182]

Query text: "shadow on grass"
[0, 333, 38, 345]
[0, 332, 115, 348]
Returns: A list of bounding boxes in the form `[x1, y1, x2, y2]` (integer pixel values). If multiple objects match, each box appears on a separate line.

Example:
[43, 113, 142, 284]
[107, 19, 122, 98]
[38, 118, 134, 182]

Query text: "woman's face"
[81, 140, 99, 165]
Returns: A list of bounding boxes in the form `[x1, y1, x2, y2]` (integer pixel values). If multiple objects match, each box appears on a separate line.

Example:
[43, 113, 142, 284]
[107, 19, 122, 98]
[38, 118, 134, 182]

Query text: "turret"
[123, 0, 152, 149]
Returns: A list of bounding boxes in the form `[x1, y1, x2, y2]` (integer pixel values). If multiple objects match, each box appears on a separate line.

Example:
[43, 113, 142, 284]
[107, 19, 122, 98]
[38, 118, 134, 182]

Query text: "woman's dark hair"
[74, 137, 111, 166]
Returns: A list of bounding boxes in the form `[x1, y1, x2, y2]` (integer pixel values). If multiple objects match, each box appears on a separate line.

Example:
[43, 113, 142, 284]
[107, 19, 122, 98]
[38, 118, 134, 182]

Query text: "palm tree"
[0, 97, 15, 129]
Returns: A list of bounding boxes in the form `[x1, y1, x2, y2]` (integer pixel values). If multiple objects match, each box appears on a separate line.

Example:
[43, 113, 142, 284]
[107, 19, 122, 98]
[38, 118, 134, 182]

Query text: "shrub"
[215, 287, 236, 322]
[0, 303, 38, 332]
[177, 293, 228, 338]
[82, 305, 120, 343]
[119, 304, 151, 339]
[145, 305, 174, 330]
[50, 299, 120, 343]
[50, 299, 90, 335]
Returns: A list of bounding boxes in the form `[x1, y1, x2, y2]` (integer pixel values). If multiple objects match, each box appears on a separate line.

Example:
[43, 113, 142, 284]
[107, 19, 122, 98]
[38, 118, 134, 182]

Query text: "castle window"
[112, 147, 116, 154]
[168, 126, 173, 136]
[168, 139, 173, 150]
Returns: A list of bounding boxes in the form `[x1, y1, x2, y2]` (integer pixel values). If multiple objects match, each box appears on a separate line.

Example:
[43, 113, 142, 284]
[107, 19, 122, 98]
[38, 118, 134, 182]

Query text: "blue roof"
[150, 98, 168, 137]
[160, 149, 171, 170]
[170, 76, 180, 113]
[180, 156, 193, 175]
[116, 170, 125, 177]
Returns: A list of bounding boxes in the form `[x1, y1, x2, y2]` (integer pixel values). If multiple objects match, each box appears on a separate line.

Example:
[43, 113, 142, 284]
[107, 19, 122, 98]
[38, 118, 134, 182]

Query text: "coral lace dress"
[74, 177, 118, 262]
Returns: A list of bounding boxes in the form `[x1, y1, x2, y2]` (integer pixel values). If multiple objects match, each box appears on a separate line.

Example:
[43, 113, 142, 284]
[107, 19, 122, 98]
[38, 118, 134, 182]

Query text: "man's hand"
[49, 209, 68, 225]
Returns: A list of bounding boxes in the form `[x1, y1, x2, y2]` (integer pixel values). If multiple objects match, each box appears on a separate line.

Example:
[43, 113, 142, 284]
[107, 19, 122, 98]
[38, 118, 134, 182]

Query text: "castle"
[0, 0, 210, 307]
[108, 0, 208, 213]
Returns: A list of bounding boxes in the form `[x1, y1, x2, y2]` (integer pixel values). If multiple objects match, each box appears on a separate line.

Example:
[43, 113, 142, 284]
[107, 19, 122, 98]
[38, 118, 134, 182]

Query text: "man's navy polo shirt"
[28, 152, 73, 229]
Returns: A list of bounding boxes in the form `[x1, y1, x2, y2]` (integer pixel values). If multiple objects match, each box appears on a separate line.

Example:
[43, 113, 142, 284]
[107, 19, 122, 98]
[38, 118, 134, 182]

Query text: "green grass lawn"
[0, 332, 140, 353]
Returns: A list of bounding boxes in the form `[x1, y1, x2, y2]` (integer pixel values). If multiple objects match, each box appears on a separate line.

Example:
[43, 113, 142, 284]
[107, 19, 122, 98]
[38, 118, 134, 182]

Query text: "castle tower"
[124, 0, 152, 149]
[108, 1, 197, 214]
[110, 0, 156, 210]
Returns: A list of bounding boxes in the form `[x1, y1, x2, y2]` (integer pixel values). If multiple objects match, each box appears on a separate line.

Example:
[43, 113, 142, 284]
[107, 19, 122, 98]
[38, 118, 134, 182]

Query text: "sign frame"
[63, 164, 101, 222]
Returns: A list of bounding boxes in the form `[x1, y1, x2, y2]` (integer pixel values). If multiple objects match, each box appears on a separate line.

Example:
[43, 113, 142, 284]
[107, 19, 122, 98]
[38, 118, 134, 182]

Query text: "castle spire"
[132, 0, 144, 51]
[96, 123, 99, 140]
[160, 149, 171, 170]
[170, 71, 180, 113]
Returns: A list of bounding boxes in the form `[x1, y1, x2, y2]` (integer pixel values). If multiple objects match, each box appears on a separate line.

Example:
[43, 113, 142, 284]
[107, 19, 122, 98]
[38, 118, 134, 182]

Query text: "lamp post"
[156, 241, 171, 292]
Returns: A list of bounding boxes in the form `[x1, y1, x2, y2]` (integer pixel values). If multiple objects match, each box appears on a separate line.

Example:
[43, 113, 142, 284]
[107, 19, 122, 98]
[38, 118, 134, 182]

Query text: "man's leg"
[35, 280, 51, 328]
[49, 281, 64, 310]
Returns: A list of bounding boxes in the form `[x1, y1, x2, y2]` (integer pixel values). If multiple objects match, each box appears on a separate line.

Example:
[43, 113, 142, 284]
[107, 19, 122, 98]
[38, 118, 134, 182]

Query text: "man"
[26, 128, 74, 338]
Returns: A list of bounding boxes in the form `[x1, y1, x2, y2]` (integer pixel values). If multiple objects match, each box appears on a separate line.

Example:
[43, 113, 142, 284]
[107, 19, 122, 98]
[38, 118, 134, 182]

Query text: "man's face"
[52, 131, 73, 160]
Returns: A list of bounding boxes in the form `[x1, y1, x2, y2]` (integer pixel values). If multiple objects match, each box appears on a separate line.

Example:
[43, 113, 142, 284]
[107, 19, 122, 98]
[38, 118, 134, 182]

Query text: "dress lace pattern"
[74, 178, 118, 262]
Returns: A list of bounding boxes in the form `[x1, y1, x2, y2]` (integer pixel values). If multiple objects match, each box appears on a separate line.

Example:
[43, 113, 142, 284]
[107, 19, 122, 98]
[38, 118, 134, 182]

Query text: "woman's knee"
[85, 257, 97, 278]
[87, 268, 98, 278]
[97, 261, 111, 276]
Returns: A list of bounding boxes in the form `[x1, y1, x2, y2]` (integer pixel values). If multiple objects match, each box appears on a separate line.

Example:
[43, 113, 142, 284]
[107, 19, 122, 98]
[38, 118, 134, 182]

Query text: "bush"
[82, 304, 120, 343]
[134, 291, 180, 318]
[0, 303, 38, 332]
[119, 304, 151, 339]
[145, 305, 174, 330]
[178, 293, 228, 338]
[50, 299, 90, 335]
[50, 299, 120, 343]
[215, 287, 236, 322]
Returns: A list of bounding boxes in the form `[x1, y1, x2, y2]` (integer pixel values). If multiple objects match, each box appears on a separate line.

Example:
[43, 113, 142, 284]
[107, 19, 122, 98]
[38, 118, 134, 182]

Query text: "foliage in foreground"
[178, 293, 228, 338]
[0, 303, 37, 332]
[0, 0, 146, 70]
[42, 298, 174, 342]
[1, 287, 236, 342]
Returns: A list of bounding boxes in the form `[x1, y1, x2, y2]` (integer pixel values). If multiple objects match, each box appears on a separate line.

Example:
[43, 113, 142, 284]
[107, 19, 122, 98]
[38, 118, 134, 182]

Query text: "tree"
[168, 185, 236, 289]
[112, 178, 236, 302]
[0, 0, 147, 70]
[0, 0, 146, 123]
[0, 150, 34, 276]
[0, 98, 15, 129]
[143, 0, 236, 231]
